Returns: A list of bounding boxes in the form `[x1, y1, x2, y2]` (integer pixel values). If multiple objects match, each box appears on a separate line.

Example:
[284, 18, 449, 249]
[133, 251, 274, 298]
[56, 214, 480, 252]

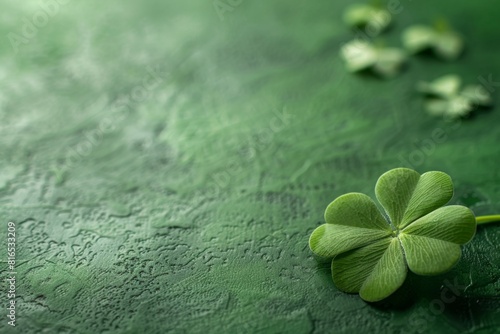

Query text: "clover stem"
[476, 215, 500, 225]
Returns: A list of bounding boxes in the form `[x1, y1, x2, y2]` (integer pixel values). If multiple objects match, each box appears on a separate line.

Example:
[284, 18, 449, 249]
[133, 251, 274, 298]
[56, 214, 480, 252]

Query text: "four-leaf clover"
[416, 74, 493, 118]
[309, 168, 476, 302]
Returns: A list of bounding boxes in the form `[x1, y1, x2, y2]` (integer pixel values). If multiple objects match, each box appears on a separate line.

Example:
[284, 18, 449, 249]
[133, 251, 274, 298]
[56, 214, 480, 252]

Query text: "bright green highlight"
[309, 168, 477, 302]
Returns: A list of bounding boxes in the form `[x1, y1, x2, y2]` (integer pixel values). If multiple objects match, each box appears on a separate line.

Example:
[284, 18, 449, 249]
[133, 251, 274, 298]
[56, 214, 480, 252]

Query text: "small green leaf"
[309, 224, 392, 258]
[399, 234, 461, 275]
[331, 238, 407, 302]
[324, 193, 392, 231]
[331, 238, 392, 293]
[424, 96, 472, 117]
[461, 85, 494, 107]
[416, 74, 461, 98]
[359, 238, 406, 302]
[309, 193, 392, 258]
[402, 205, 476, 244]
[400, 171, 453, 229]
[402, 24, 464, 60]
[433, 31, 464, 60]
[376, 168, 420, 227]
[401, 25, 435, 54]
[375, 168, 453, 229]
[340, 40, 377, 72]
[343, 4, 391, 34]
[340, 40, 406, 78]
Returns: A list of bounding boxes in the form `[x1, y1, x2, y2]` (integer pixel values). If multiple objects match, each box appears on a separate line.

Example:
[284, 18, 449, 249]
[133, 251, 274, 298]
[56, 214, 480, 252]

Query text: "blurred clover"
[340, 40, 407, 78]
[343, 3, 391, 35]
[309, 168, 479, 302]
[416, 74, 493, 118]
[402, 21, 464, 60]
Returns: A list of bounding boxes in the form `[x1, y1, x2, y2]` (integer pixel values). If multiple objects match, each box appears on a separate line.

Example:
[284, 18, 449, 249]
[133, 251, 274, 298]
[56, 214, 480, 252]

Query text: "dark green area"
[0, 1, 499, 333]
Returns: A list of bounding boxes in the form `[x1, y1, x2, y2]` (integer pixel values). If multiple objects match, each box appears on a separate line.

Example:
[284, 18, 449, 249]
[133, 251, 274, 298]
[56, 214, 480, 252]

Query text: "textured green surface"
[1, 1, 500, 333]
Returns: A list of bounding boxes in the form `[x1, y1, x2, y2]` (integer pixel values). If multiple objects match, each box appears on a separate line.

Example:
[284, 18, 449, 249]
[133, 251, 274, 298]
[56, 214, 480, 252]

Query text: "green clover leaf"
[343, 4, 391, 34]
[416, 75, 493, 118]
[309, 168, 477, 302]
[402, 23, 464, 60]
[340, 40, 407, 78]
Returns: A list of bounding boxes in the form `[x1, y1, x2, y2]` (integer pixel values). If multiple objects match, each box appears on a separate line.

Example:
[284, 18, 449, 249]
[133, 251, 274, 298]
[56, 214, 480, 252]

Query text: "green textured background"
[1, 1, 500, 333]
